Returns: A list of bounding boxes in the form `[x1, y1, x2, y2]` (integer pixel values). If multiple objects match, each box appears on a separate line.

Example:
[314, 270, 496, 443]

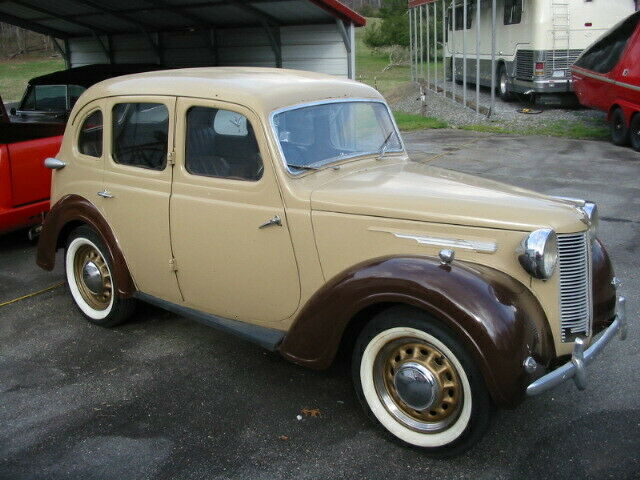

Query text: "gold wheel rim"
[73, 244, 112, 311]
[373, 337, 463, 433]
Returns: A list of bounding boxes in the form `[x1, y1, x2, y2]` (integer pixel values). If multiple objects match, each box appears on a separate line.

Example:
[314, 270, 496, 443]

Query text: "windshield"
[273, 101, 403, 173]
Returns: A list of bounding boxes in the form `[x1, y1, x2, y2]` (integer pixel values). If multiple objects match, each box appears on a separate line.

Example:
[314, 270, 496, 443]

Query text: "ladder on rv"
[551, 1, 571, 76]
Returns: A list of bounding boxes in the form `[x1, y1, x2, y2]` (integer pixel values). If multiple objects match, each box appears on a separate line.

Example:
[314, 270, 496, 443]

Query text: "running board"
[134, 292, 285, 351]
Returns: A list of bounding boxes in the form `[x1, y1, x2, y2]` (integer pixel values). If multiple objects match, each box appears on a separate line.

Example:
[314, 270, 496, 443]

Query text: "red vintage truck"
[1, 96, 63, 236]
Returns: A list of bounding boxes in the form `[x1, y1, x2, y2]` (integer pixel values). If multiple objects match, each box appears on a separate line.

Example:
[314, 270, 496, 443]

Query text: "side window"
[78, 110, 103, 157]
[574, 13, 639, 74]
[68, 85, 86, 110]
[21, 87, 36, 110]
[185, 106, 263, 181]
[112, 102, 169, 170]
[452, 5, 474, 30]
[34, 85, 67, 111]
[504, 0, 522, 25]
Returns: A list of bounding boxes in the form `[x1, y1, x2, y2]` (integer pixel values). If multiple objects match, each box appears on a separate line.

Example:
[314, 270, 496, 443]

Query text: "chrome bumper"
[526, 296, 628, 396]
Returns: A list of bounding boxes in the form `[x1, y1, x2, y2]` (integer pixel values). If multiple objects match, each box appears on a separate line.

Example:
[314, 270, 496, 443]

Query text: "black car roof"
[28, 64, 163, 88]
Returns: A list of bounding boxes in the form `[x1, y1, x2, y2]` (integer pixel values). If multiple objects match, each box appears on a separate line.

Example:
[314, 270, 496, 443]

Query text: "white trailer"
[444, 0, 636, 99]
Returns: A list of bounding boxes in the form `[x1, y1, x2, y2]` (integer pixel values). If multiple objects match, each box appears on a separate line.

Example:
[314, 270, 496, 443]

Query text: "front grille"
[515, 50, 534, 80]
[558, 232, 592, 342]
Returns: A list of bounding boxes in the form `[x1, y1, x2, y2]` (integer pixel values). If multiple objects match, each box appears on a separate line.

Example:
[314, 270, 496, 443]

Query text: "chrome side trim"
[371, 228, 497, 253]
[572, 66, 640, 93]
[527, 296, 627, 396]
[134, 292, 286, 351]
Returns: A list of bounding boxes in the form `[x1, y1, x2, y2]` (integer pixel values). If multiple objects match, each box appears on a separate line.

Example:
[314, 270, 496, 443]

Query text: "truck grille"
[515, 50, 534, 80]
[558, 232, 592, 342]
[515, 49, 583, 80]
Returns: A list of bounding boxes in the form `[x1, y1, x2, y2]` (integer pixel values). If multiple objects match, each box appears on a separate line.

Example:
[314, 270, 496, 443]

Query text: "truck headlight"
[517, 228, 558, 280]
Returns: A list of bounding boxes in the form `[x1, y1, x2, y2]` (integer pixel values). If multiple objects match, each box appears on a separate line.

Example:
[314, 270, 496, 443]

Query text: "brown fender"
[36, 194, 136, 298]
[278, 256, 555, 407]
[591, 239, 617, 334]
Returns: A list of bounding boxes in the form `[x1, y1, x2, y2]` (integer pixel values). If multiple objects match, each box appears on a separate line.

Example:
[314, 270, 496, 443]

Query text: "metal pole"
[409, 8, 414, 82]
[434, 1, 438, 93]
[490, 0, 496, 117]
[463, 0, 467, 109]
[426, 3, 430, 88]
[420, 4, 424, 81]
[415, 7, 420, 81]
[476, 0, 480, 114]
[442, 0, 446, 99]
[452, 1, 456, 101]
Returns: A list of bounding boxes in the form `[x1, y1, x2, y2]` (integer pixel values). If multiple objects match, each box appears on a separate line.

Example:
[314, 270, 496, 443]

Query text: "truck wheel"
[65, 226, 136, 327]
[497, 64, 514, 101]
[610, 108, 629, 146]
[352, 306, 492, 457]
[629, 113, 640, 152]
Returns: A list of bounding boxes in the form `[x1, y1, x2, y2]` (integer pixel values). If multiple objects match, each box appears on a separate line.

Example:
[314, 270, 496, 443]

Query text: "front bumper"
[526, 296, 628, 396]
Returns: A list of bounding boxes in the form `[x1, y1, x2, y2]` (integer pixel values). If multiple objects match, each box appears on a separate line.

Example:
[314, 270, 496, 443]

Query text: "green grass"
[0, 56, 64, 102]
[394, 111, 449, 131]
[461, 119, 609, 140]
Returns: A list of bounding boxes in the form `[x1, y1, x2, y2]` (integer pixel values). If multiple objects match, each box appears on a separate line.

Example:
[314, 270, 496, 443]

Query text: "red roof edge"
[308, 0, 367, 27]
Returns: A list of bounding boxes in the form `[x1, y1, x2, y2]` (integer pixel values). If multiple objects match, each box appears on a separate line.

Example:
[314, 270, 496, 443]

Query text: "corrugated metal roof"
[0, 0, 366, 39]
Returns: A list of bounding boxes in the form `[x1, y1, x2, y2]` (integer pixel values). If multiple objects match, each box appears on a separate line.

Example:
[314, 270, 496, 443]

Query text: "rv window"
[504, 0, 522, 25]
[451, 5, 475, 31]
[574, 13, 639, 74]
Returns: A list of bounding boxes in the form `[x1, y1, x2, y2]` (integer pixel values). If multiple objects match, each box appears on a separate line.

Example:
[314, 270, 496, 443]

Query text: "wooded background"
[0, 23, 56, 59]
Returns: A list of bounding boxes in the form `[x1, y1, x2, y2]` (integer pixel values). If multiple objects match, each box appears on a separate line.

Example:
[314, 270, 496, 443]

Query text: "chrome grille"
[544, 49, 583, 78]
[558, 232, 592, 342]
[515, 50, 534, 80]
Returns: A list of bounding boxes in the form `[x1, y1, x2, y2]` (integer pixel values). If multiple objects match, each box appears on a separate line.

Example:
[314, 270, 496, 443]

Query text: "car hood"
[310, 161, 588, 233]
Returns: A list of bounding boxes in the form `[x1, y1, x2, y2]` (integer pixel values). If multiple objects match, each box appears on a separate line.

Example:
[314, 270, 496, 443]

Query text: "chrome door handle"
[259, 215, 282, 229]
[97, 190, 115, 199]
[44, 157, 66, 170]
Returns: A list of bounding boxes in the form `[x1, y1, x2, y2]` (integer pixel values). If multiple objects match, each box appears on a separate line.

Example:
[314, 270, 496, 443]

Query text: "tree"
[363, 0, 410, 48]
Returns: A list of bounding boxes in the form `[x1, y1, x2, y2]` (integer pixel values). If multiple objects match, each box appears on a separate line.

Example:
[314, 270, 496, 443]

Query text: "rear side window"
[34, 85, 67, 111]
[504, 0, 522, 25]
[574, 13, 639, 74]
[112, 103, 169, 170]
[78, 110, 103, 157]
[185, 106, 262, 181]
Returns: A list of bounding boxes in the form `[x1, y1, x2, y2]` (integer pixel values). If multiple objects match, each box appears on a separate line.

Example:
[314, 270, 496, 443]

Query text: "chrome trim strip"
[371, 229, 497, 253]
[572, 66, 640, 93]
[527, 296, 627, 396]
[268, 98, 406, 176]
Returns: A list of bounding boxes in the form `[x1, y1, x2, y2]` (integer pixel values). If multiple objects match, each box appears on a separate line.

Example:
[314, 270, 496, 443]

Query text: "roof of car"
[29, 64, 163, 88]
[75, 67, 383, 116]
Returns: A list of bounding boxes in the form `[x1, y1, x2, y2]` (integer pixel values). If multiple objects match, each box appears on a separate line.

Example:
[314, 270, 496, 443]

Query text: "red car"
[572, 11, 640, 151]
[1, 95, 63, 236]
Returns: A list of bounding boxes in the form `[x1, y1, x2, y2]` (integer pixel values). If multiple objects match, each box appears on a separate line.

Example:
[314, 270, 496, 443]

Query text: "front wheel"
[352, 307, 492, 456]
[497, 64, 514, 101]
[65, 226, 136, 327]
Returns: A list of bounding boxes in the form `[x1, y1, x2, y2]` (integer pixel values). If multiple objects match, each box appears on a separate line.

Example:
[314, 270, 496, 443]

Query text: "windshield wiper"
[288, 163, 319, 171]
[377, 130, 397, 161]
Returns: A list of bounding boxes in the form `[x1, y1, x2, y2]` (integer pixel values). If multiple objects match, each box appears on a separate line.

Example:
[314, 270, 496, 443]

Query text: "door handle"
[44, 157, 66, 170]
[259, 215, 282, 229]
[97, 190, 115, 199]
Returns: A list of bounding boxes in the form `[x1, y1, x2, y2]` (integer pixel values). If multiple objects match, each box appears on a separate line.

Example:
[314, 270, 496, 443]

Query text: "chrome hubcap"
[393, 361, 438, 411]
[82, 261, 103, 294]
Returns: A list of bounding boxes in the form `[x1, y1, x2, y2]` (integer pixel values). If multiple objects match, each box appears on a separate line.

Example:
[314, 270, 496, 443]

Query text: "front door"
[170, 98, 300, 327]
[100, 96, 182, 303]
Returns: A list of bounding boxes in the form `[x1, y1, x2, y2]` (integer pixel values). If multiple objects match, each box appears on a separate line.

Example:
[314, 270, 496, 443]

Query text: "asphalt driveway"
[1, 130, 639, 480]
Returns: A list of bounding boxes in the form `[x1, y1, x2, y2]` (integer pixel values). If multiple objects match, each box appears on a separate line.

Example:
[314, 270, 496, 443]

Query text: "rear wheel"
[610, 108, 629, 146]
[352, 306, 492, 457]
[629, 113, 640, 152]
[65, 226, 136, 327]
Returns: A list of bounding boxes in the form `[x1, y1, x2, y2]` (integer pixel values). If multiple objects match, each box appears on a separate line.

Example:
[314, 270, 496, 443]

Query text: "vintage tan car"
[37, 67, 627, 455]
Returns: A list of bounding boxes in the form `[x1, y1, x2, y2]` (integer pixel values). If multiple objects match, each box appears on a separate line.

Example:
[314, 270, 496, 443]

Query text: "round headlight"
[517, 228, 558, 280]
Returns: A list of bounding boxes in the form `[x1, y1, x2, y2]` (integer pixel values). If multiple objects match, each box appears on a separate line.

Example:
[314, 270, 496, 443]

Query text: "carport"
[0, 0, 365, 79]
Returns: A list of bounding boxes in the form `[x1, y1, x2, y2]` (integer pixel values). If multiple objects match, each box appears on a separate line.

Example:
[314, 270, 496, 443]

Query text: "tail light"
[535, 62, 545, 76]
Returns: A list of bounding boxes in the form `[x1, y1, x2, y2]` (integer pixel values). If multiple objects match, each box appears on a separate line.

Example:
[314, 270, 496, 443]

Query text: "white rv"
[445, 0, 637, 100]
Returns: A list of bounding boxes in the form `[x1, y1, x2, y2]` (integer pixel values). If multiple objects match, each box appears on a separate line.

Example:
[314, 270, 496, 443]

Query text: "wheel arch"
[37, 194, 136, 298]
[278, 256, 554, 407]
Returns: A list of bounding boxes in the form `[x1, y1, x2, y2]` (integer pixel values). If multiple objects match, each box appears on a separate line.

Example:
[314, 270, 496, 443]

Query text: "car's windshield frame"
[269, 98, 405, 176]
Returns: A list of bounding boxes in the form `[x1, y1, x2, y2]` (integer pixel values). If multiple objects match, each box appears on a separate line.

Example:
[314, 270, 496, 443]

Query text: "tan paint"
[54, 67, 596, 356]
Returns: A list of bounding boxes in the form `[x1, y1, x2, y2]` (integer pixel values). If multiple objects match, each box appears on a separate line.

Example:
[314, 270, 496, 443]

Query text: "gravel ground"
[387, 81, 607, 131]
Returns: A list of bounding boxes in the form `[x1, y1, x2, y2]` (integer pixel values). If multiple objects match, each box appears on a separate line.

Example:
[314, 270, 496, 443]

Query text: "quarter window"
[112, 103, 169, 170]
[504, 0, 522, 25]
[78, 110, 103, 157]
[185, 106, 263, 181]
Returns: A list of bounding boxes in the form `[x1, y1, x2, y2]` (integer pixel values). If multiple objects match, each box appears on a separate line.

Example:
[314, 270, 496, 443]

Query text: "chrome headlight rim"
[517, 228, 558, 280]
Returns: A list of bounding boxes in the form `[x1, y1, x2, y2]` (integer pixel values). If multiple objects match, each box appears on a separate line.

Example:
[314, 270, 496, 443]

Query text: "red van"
[572, 11, 640, 151]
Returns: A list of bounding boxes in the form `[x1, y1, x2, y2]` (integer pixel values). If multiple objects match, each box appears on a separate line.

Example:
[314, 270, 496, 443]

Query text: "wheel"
[629, 113, 640, 152]
[352, 306, 492, 456]
[65, 225, 136, 327]
[497, 64, 514, 101]
[610, 108, 629, 146]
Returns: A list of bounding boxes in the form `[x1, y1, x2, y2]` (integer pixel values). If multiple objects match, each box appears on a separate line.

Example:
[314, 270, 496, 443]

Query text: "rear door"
[8, 134, 59, 206]
[100, 96, 182, 303]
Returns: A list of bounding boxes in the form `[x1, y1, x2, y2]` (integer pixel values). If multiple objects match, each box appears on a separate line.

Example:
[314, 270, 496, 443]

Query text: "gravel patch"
[387, 81, 607, 131]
